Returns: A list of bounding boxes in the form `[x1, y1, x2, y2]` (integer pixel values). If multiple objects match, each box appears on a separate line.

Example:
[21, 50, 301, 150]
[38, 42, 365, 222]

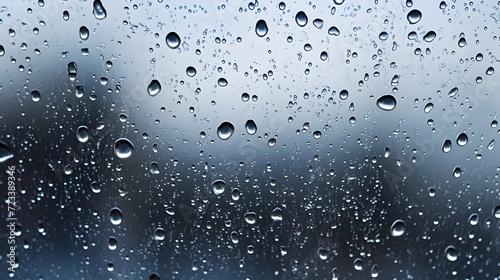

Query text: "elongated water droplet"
[147, 79, 161, 96]
[458, 37, 466, 48]
[317, 247, 328, 260]
[487, 139, 495, 150]
[453, 166, 462, 178]
[217, 122, 235, 140]
[468, 213, 478, 226]
[320, 51, 328, 61]
[377, 95, 397, 111]
[212, 179, 226, 195]
[245, 119, 257, 135]
[76, 125, 89, 143]
[423, 31, 436, 42]
[494, 205, 500, 219]
[353, 258, 363, 271]
[92, 0, 107, 20]
[371, 265, 379, 278]
[166, 32, 181, 49]
[255, 19, 268, 37]
[445, 245, 458, 261]
[109, 208, 122, 225]
[114, 138, 134, 159]
[390, 220, 405, 237]
[0, 141, 14, 163]
[456, 132, 468, 146]
[231, 188, 241, 201]
[63, 10, 70, 21]
[448, 87, 459, 97]
[150, 162, 160, 174]
[244, 212, 257, 224]
[442, 139, 452, 153]
[407, 9, 422, 24]
[79, 26, 89, 40]
[31, 90, 41, 102]
[91, 181, 101, 193]
[231, 231, 239, 244]
[108, 237, 117, 250]
[295, 11, 308, 27]
[67, 62, 77, 81]
[424, 102, 434, 113]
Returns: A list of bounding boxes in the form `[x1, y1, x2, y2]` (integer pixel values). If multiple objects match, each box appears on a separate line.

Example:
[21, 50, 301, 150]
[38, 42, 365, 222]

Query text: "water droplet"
[165, 32, 181, 49]
[147, 79, 161, 96]
[92, 0, 107, 20]
[332, 268, 339, 280]
[241, 93, 250, 102]
[445, 245, 458, 261]
[0, 141, 14, 163]
[458, 37, 466, 48]
[487, 139, 495, 150]
[149, 273, 160, 280]
[271, 207, 283, 221]
[442, 139, 452, 153]
[231, 231, 239, 244]
[453, 166, 462, 178]
[353, 258, 363, 271]
[79, 26, 89, 40]
[371, 265, 379, 278]
[0, 45, 5, 56]
[493, 205, 500, 219]
[217, 122, 235, 140]
[91, 181, 101, 193]
[468, 213, 478, 226]
[456, 133, 468, 146]
[317, 247, 328, 260]
[31, 90, 41, 102]
[154, 228, 165, 241]
[313, 131, 322, 139]
[295, 11, 308, 27]
[278, 2, 286, 10]
[108, 237, 117, 250]
[328, 26, 340, 36]
[244, 212, 257, 225]
[63, 10, 70, 21]
[486, 67, 495, 75]
[76, 125, 89, 143]
[448, 87, 459, 97]
[423, 31, 436, 42]
[407, 9, 422, 24]
[320, 51, 328, 61]
[255, 19, 268, 37]
[384, 146, 390, 158]
[390, 220, 405, 237]
[247, 245, 255, 254]
[424, 102, 434, 113]
[313, 18, 323, 29]
[186, 66, 196, 77]
[67, 62, 77, 81]
[339, 89, 349, 100]
[217, 78, 228, 87]
[212, 179, 226, 195]
[245, 120, 257, 135]
[268, 138, 277, 147]
[439, 1, 447, 9]
[114, 138, 134, 159]
[231, 188, 241, 201]
[376, 95, 397, 111]
[379, 31, 389, 41]
[109, 208, 123, 225]
[150, 162, 160, 174]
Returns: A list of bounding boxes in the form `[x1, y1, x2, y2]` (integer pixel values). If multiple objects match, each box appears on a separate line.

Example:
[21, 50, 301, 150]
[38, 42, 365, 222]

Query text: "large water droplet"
[407, 9, 422, 24]
[390, 219, 405, 237]
[154, 228, 165, 241]
[186, 66, 197, 77]
[468, 213, 478, 226]
[353, 258, 363, 271]
[147, 79, 161, 96]
[231, 231, 239, 244]
[328, 26, 340, 36]
[114, 138, 134, 159]
[295, 11, 308, 27]
[456, 132, 468, 146]
[255, 19, 268, 37]
[424, 102, 434, 113]
[245, 119, 257, 135]
[271, 207, 283, 221]
[442, 139, 452, 153]
[317, 247, 328, 260]
[453, 166, 462, 178]
[92, 0, 107, 20]
[244, 211, 257, 225]
[91, 181, 101, 193]
[79, 26, 89, 40]
[217, 122, 235, 140]
[312, 18, 324, 29]
[376, 95, 397, 111]
[458, 37, 466, 48]
[487, 139, 495, 150]
[150, 162, 160, 174]
[217, 78, 228, 87]
[494, 205, 500, 219]
[31, 90, 41, 102]
[445, 245, 458, 261]
[0, 141, 14, 163]
[76, 125, 89, 143]
[423, 31, 436, 42]
[109, 208, 123, 225]
[448, 87, 459, 97]
[108, 237, 117, 250]
[67, 62, 77, 81]
[371, 265, 379, 278]
[212, 179, 226, 195]
[165, 32, 181, 49]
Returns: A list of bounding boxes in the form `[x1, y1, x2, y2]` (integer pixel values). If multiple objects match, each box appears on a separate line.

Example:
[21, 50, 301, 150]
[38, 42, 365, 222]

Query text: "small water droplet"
[212, 179, 226, 195]
[384, 146, 390, 158]
[448, 87, 459, 97]
[278, 2, 286, 10]
[114, 138, 134, 159]
[255, 19, 268, 37]
[486, 67, 495, 75]
[244, 212, 257, 225]
[63, 10, 70, 21]
[442, 139, 452, 153]
[493, 205, 500, 219]
[67, 62, 77, 81]
[217, 122, 235, 140]
[458, 37, 466, 48]
[407, 9, 422, 24]
[424, 102, 434, 113]
[313, 131, 322, 139]
[108, 237, 117, 250]
[91, 181, 101, 193]
[271, 207, 283, 221]
[487, 139, 495, 150]
[92, 0, 107, 20]
[439, 1, 447, 9]
[231, 231, 239, 244]
[268, 138, 277, 147]
[445, 245, 458, 261]
[76, 125, 89, 143]
[339, 89, 349, 100]
[241, 93, 250, 102]
[165, 32, 181, 49]
[295, 11, 308, 27]
[320, 51, 328, 61]
[390, 220, 405, 237]
[245, 120, 257, 135]
[79, 26, 89, 40]
[456, 132, 468, 146]
[109, 208, 123, 225]
[468, 213, 478, 226]
[453, 166, 462, 178]
[31, 90, 41, 102]
[379, 31, 389, 41]
[231, 188, 241, 201]
[376, 95, 397, 111]
[147, 79, 161, 96]
[154, 228, 165, 241]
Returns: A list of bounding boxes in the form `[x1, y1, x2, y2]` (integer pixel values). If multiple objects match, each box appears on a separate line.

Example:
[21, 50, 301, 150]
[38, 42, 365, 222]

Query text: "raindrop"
[231, 188, 241, 201]
[217, 78, 228, 87]
[379, 31, 388, 41]
[448, 87, 459, 97]
[147, 79, 161, 96]
[91, 181, 101, 193]
[468, 213, 478, 226]
[295, 11, 308, 27]
[439, 1, 447, 9]
[31, 90, 41, 102]
[0, 45, 4, 56]
[165, 32, 181, 49]
[376, 95, 397, 111]
[241, 93, 250, 102]
[212, 179, 226, 195]
[245, 120, 257, 135]
[371, 265, 379, 278]
[317, 247, 328, 260]
[108, 237, 117, 250]
[339, 89, 349, 100]
[109, 208, 123, 225]
[186, 66, 197, 77]
[453, 166, 462, 178]
[458, 37, 466, 48]
[271, 207, 283, 221]
[390, 220, 405, 237]
[67, 62, 77, 81]
[487, 139, 495, 150]
[407, 9, 422, 24]
[231, 231, 239, 244]
[456, 133, 468, 146]
[63, 10, 70, 21]
[328, 26, 340, 36]
[79, 26, 89, 40]
[154, 228, 165, 241]
[217, 122, 235, 140]
[255, 19, 268, 37]
[313, 131, 322, 139]
[278, 2, 286, 10]
[244, 212, 257, 225]
[442, 139, 452, 153]
[423, 31, 436, 42]
[353, 258, 363, 271]
[384, 146, 390, 158]
[494, 205, 500, 219]
[149, 274, 160, 280]
[0, 141, 14, 163]
[320, 51, 328, 61]
[114, 138, 134, 159]
[445, 246, 458, 261]
[76, 125, 89, 143]
[313, 18, 324, 29]
[150, 162, 160, 174]
[486, 67, 494, 75]
[268, 138, 277, 147]
[92, 0, 107, 20]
